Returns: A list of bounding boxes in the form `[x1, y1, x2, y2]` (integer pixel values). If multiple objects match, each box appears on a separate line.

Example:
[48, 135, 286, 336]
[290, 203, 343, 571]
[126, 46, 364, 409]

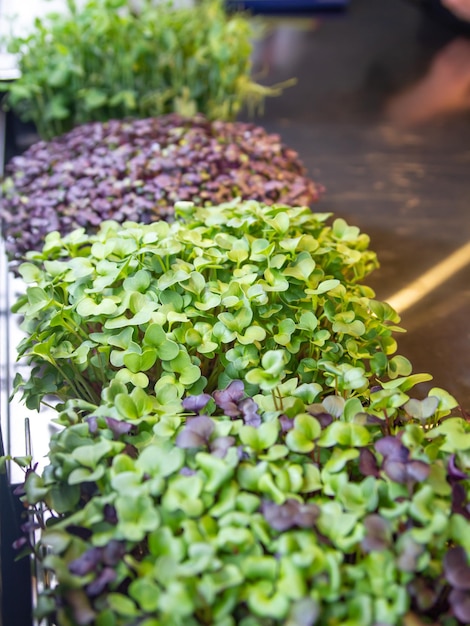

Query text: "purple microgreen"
[313, 412, 334, 429]
[448, 454, 469, 481]
[175, 415, 214, 449]
[239, 397, 261, 427]
[361, 515, 390, 552]
[449, 588, 470, 623]
[279, 414, 295, 433]
[382, 460, 409, 484]
[375, 436, 409, 462]
[64, 526, 93, 541]
[105, 416, 134, 437]
[101, 540, 126, 567]
[405, 460, 430, 482]
[213, 380, 245, 417]
[12, 536, 29, 551]
[179, 467, 197, 476]
[444, 547, 470, 590]
[103, 505, 118, 525]
[397, 537, 424, 573]
[262, 499, 319, 532]
[86, 567, 116, 597]
[12, 483, 26, 496]
[20, 520, 41, 533]
[2, 116, 321, 264]
[182, 393, 212, 414]
[452, 484, 470, 519]
[86, 416, 99, 435]
[359, 448, 380, 478]
[210, 436, 236, 458]
[69, 547, 103, 576]
[122, 444, 139, 459]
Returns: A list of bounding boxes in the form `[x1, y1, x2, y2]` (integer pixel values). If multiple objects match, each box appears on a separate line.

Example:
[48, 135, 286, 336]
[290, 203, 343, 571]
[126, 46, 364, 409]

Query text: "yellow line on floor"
[385, 241, 470, 314]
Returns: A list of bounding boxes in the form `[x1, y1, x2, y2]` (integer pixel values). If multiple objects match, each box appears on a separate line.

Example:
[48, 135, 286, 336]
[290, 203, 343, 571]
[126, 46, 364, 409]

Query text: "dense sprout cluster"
[10, 379, 469, 626]
[0, 115, 321, 264]
[7, 200, 470, 626]
[13, 200, 392, 411]
[1, 0, 278, 139]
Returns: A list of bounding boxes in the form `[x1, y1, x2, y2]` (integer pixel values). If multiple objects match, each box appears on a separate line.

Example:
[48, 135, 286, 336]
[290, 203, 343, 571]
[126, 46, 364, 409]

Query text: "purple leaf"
[262, 499, 319, 532]
[12, 483, 25, 496]
[383, 459, 408, 483]
[452, 484, 470, 519]
[449, 588, 470, 622]
[406, 460, 430, 482]
[314, 412, 334, 428]
[279, 414, 294, 433]
[176, 429, 208, 448]
[12, 536, 29, 551]
[294, 502, 321, 528]
[20, 520, 41, 533]
[69, 547, 103, 576]
[180, 466, 197, 476]
[361, 515, 390, 552]
[65, 525, 93, 540]
[359, 448, 380, 477]
[449, 455, 469, 481]
[213, 380, 245, 416]
[239, 398, 261, 427]
[102, 540, 126, 566]
[444, 547, 470, 590]
[375, 436, 409, 462]
[103, 504, 118, 525]
[176, 415, 214, 449]
[105, 417, 134, 437]
[182, 393, 212, 413]
[86, 567, 116, 596]
[123, 443, 139, 458]
[407, 578, 437, 612]
[86, 416, 99, 435]
[398, 538, 424, 573]
[210, 436, 236, 458]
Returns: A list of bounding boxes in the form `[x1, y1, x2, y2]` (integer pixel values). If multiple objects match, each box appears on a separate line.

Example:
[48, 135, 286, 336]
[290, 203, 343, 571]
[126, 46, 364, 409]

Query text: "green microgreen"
[0, 0, 285, 139]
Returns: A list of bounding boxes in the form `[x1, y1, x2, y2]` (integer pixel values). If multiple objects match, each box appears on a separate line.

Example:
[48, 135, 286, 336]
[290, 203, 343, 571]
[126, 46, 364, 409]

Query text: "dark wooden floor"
[243, 0, 470, 408]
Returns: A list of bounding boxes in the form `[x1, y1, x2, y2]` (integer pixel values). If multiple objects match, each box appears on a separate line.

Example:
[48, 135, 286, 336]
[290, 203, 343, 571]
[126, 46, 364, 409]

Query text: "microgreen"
[0, 0, 285, 140]
[7, 198, 469, 624]
[5, 377, 469, 625]
[13, 199, 400, 410]
[0, 115, 321, 265]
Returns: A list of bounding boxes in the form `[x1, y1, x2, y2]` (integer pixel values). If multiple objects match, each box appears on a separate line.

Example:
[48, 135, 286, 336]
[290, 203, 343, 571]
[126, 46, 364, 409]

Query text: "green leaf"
[247, 581, 289, 619]
[285, 414, 321, 453]
[68, 465, 106, 485]
[24, 472, 49, 503]
[79, 88, 108, 110]
[107, 594, 139, 617]
[240, 422, 279, 452]
[116, 493, 160, 541]
[129, 578, 161, 612]
[71, 439, 114, 468]
[318, 422, 371, 448]
[136, 442, 184, 477]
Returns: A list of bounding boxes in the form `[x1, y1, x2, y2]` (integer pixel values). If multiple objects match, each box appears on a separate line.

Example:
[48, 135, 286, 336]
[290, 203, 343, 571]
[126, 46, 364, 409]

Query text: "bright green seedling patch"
[14, 200, 412, 410]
